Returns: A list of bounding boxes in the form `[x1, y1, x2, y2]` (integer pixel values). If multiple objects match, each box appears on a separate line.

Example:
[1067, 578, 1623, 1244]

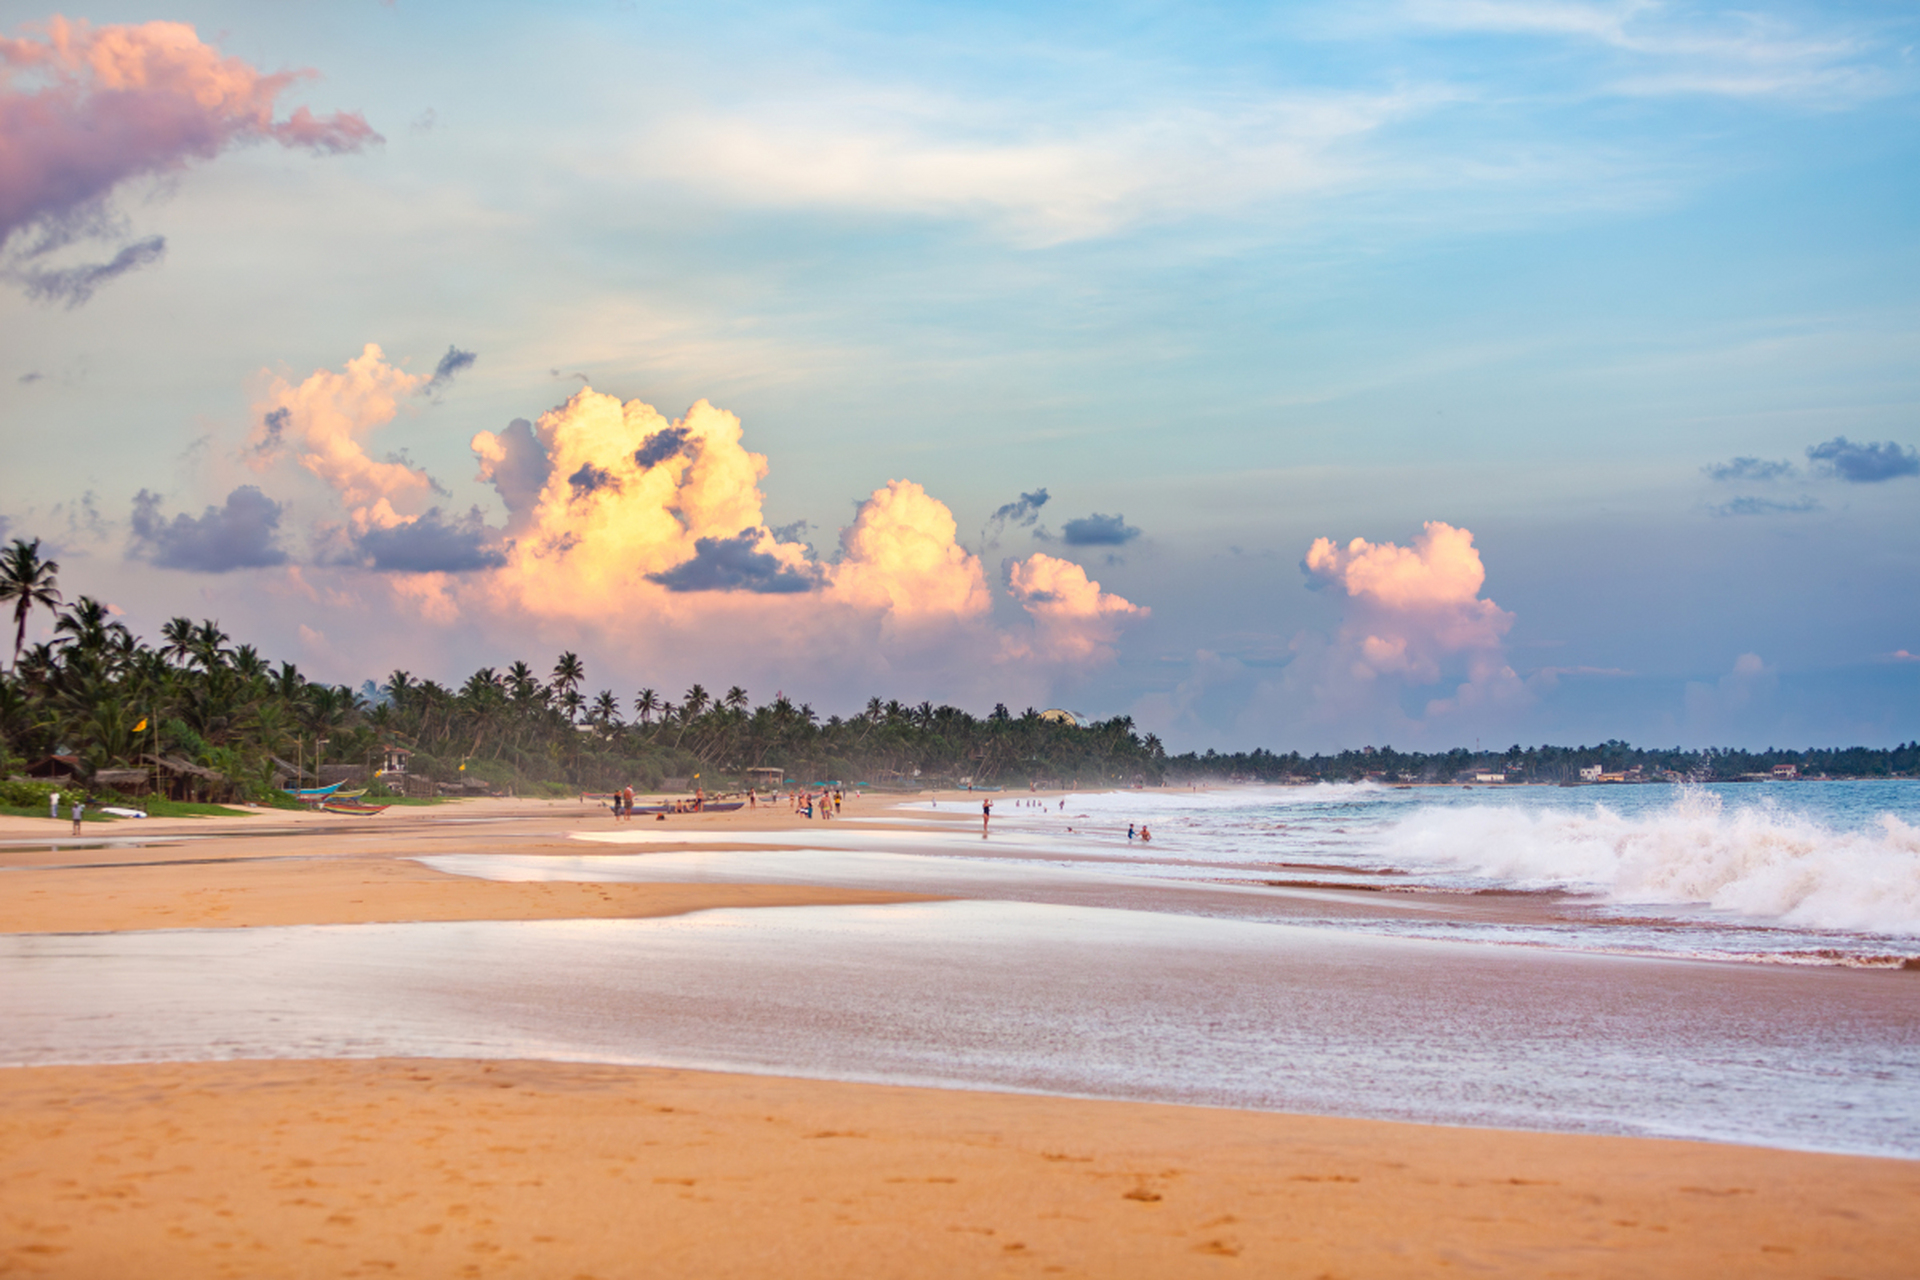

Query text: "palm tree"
[590, 689, 622, 736]
[189, 619, 232, 672]
[159, 617, 195, 666]
[551, 651, 584, 720]
[683, 683, 710, 718]
[724, 685, 748, 712]
[634, 687, 658, 724]
[0, 538, 62, 669]
[53, 596, 131, 657]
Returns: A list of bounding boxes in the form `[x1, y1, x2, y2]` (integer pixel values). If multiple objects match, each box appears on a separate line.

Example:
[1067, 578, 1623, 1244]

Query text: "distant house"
[1474, 772, 1506, 784]
[1578, 765, 1603, 782]
[1772, 764, 1799, 780]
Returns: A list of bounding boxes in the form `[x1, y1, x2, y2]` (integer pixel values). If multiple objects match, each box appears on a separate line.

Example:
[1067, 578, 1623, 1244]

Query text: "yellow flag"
[459, 762, 466, 771]
[133, 718, 148, 732]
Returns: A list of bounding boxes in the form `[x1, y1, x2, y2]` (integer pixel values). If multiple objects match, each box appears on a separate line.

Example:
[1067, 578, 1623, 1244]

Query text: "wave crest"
[1379, 789, 1920, 935]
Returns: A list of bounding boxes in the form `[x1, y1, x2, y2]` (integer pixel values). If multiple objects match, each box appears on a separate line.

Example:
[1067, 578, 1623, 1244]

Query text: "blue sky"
[2, 0, 1916, 750]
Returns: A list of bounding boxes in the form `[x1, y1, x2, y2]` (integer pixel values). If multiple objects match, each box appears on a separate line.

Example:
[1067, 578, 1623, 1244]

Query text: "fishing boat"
[284, 781, 345, 799]
[320, 797, 389, 815]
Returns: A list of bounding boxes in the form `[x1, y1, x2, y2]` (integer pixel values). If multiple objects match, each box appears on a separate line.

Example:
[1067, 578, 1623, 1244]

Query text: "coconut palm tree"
[724, 685, 748, 712]
[0, 538, 62, 669]
[634, 687, 659, 725]
[551, 651, 584, 720]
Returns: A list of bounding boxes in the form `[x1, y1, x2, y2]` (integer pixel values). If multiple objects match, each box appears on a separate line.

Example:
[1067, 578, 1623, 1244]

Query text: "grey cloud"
[17, 236, 166, 307]
[1806, 436, 1920, 483]
[648, 529, 820, 594]
[356, 507, 505, 573]
[569, 462, 618, 497]
[634, 426, 692, 469]
[1704, 456, 1794, 482]
[480, 418, 551, 523]
[1711, 495, 1820, 517]
[130, 486, 288, 572]
[981, 487, 1049, 548]
[257, 407, 290, 456]
[1061, 512, 1141, 546]
[420, 345, 476, 396]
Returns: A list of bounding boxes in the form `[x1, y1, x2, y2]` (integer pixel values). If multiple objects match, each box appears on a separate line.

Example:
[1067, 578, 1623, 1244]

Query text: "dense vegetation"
[1, 538, 1913, 805]
[1167, 740, 1920, 785]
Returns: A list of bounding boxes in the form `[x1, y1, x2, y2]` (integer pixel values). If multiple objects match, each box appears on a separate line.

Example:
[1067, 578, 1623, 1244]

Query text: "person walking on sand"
[70, 799, 83, 835]
[623, 785, 635, 821]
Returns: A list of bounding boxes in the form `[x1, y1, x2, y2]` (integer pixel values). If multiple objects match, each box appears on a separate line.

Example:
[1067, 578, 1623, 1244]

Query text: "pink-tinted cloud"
[249, 343, 433, 532]
[1217, 521, 1532, 738]
[1304, 521, 1513, 680]
[0, 16, 376, 285]
[201, 349, 1150, 706]
[830, 480, 991, 628]
[1005, 552, 1148, 663]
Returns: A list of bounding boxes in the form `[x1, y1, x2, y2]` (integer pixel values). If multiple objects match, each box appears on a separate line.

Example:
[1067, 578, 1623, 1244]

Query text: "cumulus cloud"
[649, 528, 823, 594]
[1296, 521, 1525, 723]
[471, 417, 550, 532]
[129, 485, 287, 572]
[248, 342, 436, 531]
[355, 506, 503, 574]
[830, 480, 992, 626]
[1806, 436, 1920, 483]
[476, 389, 813, 616]
[1005, 552, 1147, 663]
[1060, 512, 1141, 546]
[0, 17, 378, 299]
[1703, 456, 1795, 482]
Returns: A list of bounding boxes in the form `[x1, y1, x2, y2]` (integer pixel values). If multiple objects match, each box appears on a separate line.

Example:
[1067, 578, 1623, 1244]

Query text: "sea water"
[521, 781, 1920, 968]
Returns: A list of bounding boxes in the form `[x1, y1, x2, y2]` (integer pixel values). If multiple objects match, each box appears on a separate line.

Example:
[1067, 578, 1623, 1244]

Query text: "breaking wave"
[1377, 789, 1920, 936]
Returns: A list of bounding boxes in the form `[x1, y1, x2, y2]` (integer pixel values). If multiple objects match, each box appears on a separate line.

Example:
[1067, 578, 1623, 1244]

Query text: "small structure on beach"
[746, 767, 783, 791]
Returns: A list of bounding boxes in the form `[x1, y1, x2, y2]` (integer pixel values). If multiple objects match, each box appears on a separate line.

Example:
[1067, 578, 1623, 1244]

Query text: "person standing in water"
[982, 797, 992, 832]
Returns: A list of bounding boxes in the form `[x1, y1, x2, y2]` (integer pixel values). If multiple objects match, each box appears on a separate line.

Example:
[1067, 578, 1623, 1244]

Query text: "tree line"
[0, 538, 1164, 798]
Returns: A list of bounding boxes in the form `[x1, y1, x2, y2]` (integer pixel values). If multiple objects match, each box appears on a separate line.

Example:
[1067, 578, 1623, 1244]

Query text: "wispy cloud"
[1703, 456, 1795, 482]
[636, 86, 1437, 243]
[1710, 494, 1820, 517]
[1399, 1, 1903, 104]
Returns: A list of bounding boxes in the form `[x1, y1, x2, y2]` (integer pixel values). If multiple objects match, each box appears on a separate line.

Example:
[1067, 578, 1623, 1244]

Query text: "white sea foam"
[1377, 789, 1920, 936]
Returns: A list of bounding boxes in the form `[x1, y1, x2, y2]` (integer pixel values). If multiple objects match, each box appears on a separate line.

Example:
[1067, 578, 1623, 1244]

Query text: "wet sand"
[2, 794, 1916, 1276]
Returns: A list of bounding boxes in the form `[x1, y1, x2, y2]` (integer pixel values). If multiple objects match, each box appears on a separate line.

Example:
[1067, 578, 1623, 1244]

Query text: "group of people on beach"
[793, 789, 841, 819]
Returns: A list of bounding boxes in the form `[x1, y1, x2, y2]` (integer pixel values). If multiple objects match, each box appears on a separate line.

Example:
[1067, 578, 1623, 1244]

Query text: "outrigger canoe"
[320, 798, 389, 815]
[284, 781, 345, 798]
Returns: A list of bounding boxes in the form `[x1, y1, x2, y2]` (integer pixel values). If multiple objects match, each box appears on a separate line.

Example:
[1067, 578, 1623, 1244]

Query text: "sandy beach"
[2, 794, 1916, 1277]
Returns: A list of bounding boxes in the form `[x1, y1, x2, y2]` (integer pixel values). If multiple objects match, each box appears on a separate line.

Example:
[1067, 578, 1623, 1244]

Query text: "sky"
[1, 0, 1917, 753]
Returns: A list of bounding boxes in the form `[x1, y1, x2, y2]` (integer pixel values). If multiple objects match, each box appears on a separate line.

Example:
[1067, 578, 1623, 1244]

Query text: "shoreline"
[2, 793, 1916, 1276]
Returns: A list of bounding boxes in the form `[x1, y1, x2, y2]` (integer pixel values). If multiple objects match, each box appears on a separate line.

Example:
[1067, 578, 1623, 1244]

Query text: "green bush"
[0, 777, 64, 809]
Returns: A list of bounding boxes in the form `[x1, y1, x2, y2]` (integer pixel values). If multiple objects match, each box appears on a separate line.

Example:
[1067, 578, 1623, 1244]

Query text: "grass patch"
[0, 803, 114, 823]
[131, 798, 257, 818]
